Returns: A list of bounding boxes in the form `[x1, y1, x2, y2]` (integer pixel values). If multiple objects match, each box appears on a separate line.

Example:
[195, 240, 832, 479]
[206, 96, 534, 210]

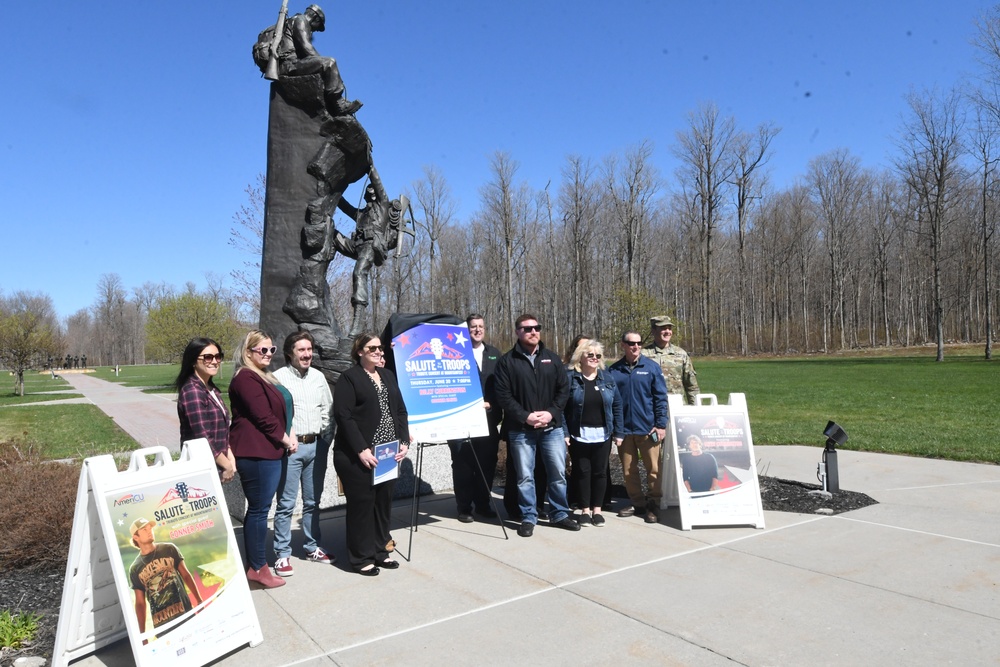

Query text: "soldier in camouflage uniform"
[641, 315, 699, 405]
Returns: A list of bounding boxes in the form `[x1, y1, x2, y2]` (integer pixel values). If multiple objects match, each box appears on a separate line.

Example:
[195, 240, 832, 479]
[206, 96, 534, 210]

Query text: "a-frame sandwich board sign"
[53, 441, 262, 666]
[661, 393, 766, 531]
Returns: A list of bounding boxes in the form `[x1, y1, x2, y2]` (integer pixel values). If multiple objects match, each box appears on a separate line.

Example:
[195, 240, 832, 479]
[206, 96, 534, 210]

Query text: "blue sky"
[2, 0, 994, 319]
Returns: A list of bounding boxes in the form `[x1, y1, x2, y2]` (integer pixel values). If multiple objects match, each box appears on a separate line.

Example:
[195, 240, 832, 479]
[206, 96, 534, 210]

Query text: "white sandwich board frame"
[661, 393, 766, 531]
[53, 440, 262, 667]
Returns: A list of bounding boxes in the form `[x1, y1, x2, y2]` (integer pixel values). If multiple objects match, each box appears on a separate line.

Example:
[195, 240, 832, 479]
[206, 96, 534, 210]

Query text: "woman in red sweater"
[229, 329, 298, 589]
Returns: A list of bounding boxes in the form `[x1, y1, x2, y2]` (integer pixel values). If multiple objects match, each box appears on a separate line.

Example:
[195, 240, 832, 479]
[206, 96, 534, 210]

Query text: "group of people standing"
[449, 312, 699, 538]
[172, 311, 699, 586]
[175, 329, 409, 587]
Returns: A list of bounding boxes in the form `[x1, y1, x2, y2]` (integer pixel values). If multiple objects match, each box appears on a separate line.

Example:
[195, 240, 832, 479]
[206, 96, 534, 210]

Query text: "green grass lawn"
[697, 351, 999, 463]
[0, 372, 82, 405]
[4, 351, 997, 464]
[91, 364, 232, 394]
[0, 404, 138, 459]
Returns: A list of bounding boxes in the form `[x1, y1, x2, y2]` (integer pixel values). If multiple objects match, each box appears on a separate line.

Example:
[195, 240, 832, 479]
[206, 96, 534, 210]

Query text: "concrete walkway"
[63, 414, 1000, 667]
[60, 373, 181, 452]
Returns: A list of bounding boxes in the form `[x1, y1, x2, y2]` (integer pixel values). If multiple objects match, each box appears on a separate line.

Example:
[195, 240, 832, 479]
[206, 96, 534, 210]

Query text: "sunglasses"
[519, 325, 542, 333]
[198, 353, 224, 363]
[252, 346, 277, 355]
[364, 345, 384, 353]
[623, 341, 642, 347]
[584, 352, 603, 359]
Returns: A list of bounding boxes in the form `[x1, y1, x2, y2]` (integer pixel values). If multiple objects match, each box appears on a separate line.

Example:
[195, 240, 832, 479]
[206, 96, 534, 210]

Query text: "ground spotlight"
[817, 421, 847, 493]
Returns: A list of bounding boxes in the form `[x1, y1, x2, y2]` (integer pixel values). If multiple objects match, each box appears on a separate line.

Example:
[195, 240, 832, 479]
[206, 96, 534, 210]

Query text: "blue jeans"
[273, 440, 329, 557]
[236, 457, 285, 570]
[509, 428, 571, 524]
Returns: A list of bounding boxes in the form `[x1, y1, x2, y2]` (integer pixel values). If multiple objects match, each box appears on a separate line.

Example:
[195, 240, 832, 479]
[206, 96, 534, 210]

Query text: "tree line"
[316, 12, 1000, 361]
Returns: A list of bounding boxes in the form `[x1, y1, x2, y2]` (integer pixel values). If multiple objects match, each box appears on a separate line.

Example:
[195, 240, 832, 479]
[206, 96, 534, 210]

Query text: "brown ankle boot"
[246, 565, 286, 589]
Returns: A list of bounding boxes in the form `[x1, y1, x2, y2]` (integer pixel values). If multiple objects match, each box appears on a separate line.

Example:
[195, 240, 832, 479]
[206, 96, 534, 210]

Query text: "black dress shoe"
[552, 516, 581, 531]
[380, 558, 400, 569]
[458, 511, 475, 523]
[475, 506, 498, 519]
[517, 521, 534, 537]
[358, 565, 380, 577]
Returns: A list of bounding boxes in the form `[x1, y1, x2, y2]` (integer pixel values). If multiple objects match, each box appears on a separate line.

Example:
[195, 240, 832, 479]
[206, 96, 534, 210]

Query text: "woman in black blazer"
[334, 332, 410, 575]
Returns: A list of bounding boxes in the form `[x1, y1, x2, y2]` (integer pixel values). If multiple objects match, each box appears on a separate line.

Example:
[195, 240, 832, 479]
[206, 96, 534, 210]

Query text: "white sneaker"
[274, 556, 294, 576]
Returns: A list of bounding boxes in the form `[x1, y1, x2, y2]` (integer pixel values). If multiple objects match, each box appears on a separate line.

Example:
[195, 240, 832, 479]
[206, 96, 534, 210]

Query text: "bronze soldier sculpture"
[254, 3, 361, 117]
[254, 2, 414, 381]
[333, 178, 410, 336]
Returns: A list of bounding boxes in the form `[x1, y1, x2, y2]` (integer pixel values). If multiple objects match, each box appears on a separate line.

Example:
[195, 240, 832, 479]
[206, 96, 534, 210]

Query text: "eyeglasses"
[584, 352, 603, 359]
[623, 341, 642, 347]
[251, 346, 277, 356]
[364, 345, 384, 353]
[198, 353, 224, 363]
[518, 325, 542, 333]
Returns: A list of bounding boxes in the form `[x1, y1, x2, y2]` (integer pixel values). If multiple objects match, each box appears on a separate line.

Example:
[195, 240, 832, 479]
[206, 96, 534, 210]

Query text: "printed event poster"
[668, 394, 765, 529]
[392, 321, 489, 441]
[373, 440, 400, 484]
[104, 467, 256, 663]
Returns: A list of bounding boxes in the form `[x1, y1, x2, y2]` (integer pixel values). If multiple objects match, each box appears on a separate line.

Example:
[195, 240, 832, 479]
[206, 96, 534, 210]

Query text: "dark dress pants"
[334, 448, 394, 570]
[449, 435, 499, 512]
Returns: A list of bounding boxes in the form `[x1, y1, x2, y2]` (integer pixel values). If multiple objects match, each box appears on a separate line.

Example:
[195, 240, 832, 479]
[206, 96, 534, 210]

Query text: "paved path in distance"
[61, 373, 181, 452]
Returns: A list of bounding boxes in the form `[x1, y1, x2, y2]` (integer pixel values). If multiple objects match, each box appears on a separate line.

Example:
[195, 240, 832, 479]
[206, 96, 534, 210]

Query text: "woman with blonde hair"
[563, 340, 623, 526]
[229, 329, 298, 588]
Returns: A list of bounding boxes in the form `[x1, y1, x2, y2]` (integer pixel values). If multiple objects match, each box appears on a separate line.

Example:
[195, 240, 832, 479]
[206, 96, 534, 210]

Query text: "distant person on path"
[175, 338, 236, 483]
[272, 331, 335, 577]
[229, 330, 298, 589]
[642, 315, 699, 405]
[128, 517, 203, 632]
[609, 330, 668, 524]
[494, 314, 578, 537]
[449, 314, 503, 524]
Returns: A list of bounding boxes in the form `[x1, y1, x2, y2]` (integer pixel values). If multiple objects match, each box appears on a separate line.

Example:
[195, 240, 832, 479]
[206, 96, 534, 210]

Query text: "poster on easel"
[53, 441, 262, 667]
[391, 321, 488, 441]
[662, 393, 766, 531]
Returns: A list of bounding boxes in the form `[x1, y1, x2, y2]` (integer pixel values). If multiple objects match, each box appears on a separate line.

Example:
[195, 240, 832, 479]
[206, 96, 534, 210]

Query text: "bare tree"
[808, 150, 867, 350]
[228, 174, 265, 322]
[412, 165, 456, 312]
[604, 141, 660, 292]
[93, 273, 131, 366]
[558, 155, 600, 338]
[477, 152, 533, 328]
[674, 103, 738, 353]
[895, 88, 966, 361]
[730, 122, 779, 355]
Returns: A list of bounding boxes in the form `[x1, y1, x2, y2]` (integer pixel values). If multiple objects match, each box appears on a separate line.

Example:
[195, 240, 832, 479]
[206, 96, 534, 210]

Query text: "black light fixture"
[817, 421, 847, 493]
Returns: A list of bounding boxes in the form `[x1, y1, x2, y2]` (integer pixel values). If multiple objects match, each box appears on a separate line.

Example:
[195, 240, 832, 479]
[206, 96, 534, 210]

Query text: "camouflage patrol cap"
[650, 315, 674, 328]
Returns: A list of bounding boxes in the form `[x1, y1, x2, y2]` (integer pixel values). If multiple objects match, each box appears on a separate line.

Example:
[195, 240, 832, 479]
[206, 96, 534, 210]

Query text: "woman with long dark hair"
[175, 337, 236, 482]
[334, 332, 410, 576]
[229, 329, 298, 588]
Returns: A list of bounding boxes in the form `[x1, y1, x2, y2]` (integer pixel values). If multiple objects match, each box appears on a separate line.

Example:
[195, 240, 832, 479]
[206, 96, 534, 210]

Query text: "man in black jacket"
[449, 314, 503, 523]
[494, 314, 578, 537]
